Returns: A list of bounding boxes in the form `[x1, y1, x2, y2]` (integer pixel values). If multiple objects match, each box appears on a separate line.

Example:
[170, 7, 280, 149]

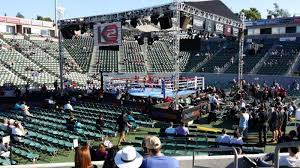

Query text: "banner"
[0, 17, 6, 22]
[215, 23, 224, 33]
[6, 17, 19, 24]
[224, 25, 232, 36]
[94, 22, 122, 46]
[20, 19, 31, 25]
[232, 27, 239, 37]
[193, 16, 204, 30]
[205, 19, 215, 32]
[31, 20, 43, 26]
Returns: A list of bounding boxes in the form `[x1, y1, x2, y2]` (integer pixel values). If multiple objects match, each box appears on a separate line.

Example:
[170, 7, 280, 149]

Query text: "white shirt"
[165, 127, 176, 135]
[216, 134, 231, 144]
[230, 137, 243, 145]
[12, 127, 25, 140]
[64, 103, 74, 111]
[279, 153, 300, 167]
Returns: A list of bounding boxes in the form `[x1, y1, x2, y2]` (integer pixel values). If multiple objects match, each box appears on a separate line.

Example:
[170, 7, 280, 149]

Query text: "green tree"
[36, 15, 52, 22]
[16, 12, 24, 18]
[240, 8, 262, 20]
[267, 3, 290, 18]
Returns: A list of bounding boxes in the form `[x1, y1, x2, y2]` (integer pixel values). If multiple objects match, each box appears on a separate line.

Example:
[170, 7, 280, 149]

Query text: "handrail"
[274, 141, 300, 168]
[192, 147, 241, 168]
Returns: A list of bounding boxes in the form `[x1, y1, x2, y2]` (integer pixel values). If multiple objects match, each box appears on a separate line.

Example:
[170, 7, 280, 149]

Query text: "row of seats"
[147, 42, 174, 72]
[257, 42, 300, 75]
[97, 48, 118, 72]
[122, 41, 146, 73]
[63, 36, 94, 72]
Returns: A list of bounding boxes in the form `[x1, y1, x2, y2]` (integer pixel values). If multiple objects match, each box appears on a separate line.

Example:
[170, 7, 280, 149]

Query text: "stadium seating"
[257, 42, 300, 75]
[0, 65, 26, 86]
[225, 43, 273, 74]
[0, 39, 58, 84]
[97, 48, 119, 72]
[147, 41, 174, 72]
[121, 41, 146, 73]
[63, 36, 94, 72]
[198, 41, 239, 73]
[4, 38, 60, 76]
[184, 40, 225, 72]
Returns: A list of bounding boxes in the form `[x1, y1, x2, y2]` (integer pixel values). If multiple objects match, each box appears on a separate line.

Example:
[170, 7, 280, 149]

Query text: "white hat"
[114, 146, 143, 168]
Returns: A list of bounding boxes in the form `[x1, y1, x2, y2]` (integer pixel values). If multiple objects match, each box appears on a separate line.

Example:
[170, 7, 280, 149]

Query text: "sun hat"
[145, 136, 161, 150]
[114, 146, 143, 168]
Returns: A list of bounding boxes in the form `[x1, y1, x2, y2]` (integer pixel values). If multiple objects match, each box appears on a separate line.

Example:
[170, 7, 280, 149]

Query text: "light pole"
[238, 12, 245, 90]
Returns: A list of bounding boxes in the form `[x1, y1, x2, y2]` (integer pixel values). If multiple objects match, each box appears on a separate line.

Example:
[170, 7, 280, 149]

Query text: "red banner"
[94, 22, 122, 46]
[224, 25, 232, 36]
[0, 17, 5, 22]
[6, 17, 19, 24]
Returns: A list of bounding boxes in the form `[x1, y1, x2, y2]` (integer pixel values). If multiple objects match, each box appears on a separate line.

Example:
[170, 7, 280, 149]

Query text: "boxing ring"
[104, 76, 205, 98]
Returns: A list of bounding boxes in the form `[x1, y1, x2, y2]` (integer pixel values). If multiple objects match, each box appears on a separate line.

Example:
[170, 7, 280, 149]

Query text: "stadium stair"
[250, 44, 277, 74]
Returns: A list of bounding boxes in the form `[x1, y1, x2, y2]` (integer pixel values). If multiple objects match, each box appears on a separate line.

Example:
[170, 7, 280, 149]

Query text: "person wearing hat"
[114, 146, 143, 168]
[238, 107, 249, 138]
[141, 136, 179, 168]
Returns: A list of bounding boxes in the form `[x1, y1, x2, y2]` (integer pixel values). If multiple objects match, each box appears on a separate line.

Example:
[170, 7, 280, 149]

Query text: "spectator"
[116, 111, 129, 146]
[279, 130, 297, 144]
[270, 107, 279, 143]
[165, 122, 176, 136]
[54, 80, 58, 91]
[127, 111, 137, 131]
[258, 107, 270, 144]
[14, 101, 22, 110]
[74, 146, 97, 168]
[11, 122, 26, 142]
[94, 143, 108, 161]
[239, 107, 249, 138]
[66, 114, 76, 131]
[175, 122, 189, 136]
[141, 136, 179, 168]
[215, 129, 231, 144]
[103, 146, 118, 168]
[64, 100, 74, 112]
[20, 101, 32, 117]
[114, 146, 143, 168]
[96, 114, 105, 132]
[0, 138, 9, 158]
[230, 131, 243, 145]
[244, 147, 300, 167]
[141, 136, 151, 158]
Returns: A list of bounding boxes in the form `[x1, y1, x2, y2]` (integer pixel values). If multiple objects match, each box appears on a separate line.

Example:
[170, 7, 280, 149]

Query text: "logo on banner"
[94, 22, 122, 46]
[215, 23, 224, 33]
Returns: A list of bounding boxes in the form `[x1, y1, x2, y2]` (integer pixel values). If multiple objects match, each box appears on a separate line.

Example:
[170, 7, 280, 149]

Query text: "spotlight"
[130, 18, 138, 28]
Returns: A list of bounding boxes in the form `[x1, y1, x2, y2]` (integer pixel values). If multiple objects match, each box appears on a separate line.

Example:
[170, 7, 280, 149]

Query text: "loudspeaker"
[159, 15, 172, 30]
[151, 14, 159, 25]
[130, 18, 138, 28]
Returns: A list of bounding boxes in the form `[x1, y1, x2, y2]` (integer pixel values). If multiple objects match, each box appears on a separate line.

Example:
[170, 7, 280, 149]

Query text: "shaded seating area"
[122, 41, 146, 73]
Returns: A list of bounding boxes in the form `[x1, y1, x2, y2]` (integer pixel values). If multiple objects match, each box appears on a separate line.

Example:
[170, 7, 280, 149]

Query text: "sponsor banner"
[6, 17, 19, 24]
[245, 21, 253, 27]
[232, 27, 239, 37]
[31, 20, 43, 26]
[20, 19, 31, 25]
[294, 18, 300, 24]
[205, 19, 215, 32]
[193, 16, 204, 30]
[43, 21, 54, 27]
[280, 18, 294, 25]
[279, 37, 296, 42]
[224, 25, 232, 36]
[94, 22, 122, 46]
[215, 23, 224, 33]
[0, 17, 6, 22]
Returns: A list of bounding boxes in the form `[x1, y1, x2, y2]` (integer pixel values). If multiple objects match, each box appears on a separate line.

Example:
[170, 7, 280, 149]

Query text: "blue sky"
[0, 0, 299, 20]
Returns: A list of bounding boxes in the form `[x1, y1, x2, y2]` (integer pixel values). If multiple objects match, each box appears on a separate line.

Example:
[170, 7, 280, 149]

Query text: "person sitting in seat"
[66, 114, 76, 131]
[0, 138, 9, 158]
[64, 100, 74, 112]
[96, 114, 105, 132]
[94, 143, 108, 161]
[175, 122, 189, 137]
[216, 129, 231, 144]
[230, 131, 243, 145]
[11, 122, 26, 142]
[243, 147, 300, 167]
[20, 101, 32, 117]
[165, 122, 176, 137]
[127, 111, 137, 131]
[14, 101, 22, 110]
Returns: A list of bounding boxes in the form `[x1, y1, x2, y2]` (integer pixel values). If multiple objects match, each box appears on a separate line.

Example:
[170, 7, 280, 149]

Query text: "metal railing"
[274, 141, 300, 168]
[192, 147, 241, 168]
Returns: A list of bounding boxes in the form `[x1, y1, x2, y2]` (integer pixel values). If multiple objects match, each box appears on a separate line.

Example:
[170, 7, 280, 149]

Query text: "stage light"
[130, 18, 138, 28]
[150, 14, 159, 25]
